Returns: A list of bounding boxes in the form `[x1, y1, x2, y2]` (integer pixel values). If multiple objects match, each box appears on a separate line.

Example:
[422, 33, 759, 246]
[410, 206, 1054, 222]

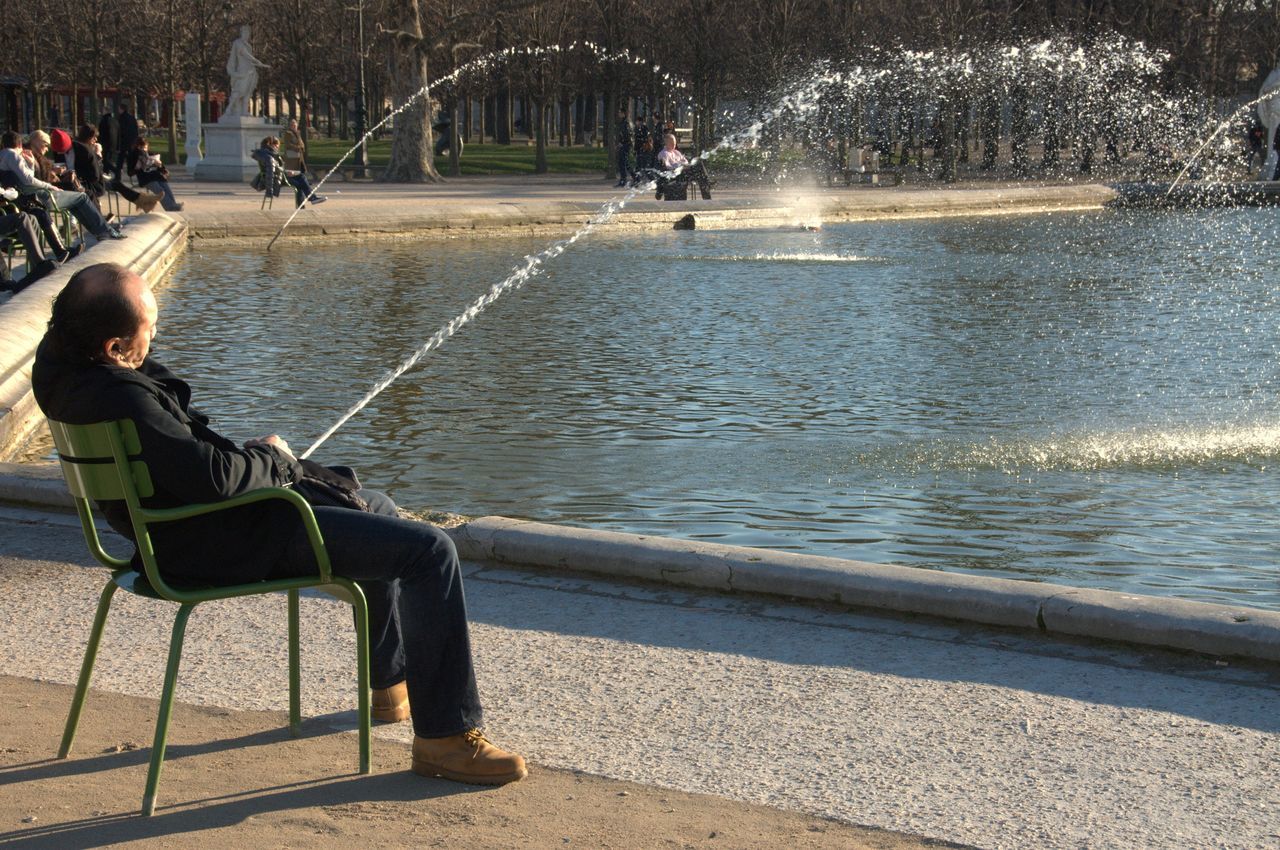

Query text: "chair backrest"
[48, 416, 334, 601]
[47, 419, 154, 503]
[46, 418, 152, 574]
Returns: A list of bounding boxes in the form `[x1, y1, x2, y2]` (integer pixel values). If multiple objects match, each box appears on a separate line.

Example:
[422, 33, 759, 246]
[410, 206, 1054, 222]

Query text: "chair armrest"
[137, 486, 333, 582]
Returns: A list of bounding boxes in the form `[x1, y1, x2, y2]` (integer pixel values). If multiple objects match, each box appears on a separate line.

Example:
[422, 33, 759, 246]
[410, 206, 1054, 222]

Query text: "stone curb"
[3, 464, 1277, 662]
[182, 184, 1122, 242]
[449, 516, 1280, 662]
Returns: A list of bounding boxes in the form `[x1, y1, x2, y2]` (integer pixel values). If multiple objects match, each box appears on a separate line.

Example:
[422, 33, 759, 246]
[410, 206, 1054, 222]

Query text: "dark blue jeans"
[271, 490, 483, 738]
[286, 172, 317, 207]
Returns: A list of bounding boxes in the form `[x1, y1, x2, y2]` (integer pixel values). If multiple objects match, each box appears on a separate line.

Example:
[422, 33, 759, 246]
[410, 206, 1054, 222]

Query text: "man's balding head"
[47, 263, 155, 366]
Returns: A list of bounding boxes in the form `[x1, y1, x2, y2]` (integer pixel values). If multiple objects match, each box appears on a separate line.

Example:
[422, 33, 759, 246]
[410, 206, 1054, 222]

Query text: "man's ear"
[100, 337, 125, 365]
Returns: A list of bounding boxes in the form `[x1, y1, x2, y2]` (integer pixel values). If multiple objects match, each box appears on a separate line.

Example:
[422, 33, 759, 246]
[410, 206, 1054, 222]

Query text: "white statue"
[1257, 66, 1280, 180]
[224, 25, 268, 119]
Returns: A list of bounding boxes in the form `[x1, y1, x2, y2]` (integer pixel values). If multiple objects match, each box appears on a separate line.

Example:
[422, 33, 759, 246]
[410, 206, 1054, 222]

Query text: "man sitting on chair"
[0, 187, 58, 293]
[654, 134, 712, 200]
[31, 263, 527, 787]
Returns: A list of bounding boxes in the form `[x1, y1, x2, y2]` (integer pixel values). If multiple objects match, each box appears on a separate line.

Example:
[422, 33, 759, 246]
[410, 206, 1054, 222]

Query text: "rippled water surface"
[159, 208, 1280, 608]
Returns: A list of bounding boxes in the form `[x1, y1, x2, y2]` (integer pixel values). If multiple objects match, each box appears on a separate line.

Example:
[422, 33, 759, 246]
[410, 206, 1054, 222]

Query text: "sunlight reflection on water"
[158, 207, 1280, 609]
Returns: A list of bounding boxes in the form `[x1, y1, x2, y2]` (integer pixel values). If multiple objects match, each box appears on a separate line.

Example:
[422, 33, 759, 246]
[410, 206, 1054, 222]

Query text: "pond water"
[158, 207, 1280, 609]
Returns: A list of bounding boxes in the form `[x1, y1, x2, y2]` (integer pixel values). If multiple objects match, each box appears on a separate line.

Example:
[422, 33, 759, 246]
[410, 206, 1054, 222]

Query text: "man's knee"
[405, 521, 461, 585]
[359, 488, 400, 517]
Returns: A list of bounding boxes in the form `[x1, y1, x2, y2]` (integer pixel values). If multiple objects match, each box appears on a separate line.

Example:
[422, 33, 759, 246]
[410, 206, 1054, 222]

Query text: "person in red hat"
[25, 130, 78, 190]
[0, 129, 126, 253]
[49, 128, 73, 158]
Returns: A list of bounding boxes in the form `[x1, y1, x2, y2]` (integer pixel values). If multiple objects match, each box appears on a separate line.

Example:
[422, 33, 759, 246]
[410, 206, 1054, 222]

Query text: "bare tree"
[377, 0, 441, 181]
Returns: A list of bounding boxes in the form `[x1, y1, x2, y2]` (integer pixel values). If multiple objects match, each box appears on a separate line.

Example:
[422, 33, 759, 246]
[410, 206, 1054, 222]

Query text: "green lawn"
[158, 134, 608, 175]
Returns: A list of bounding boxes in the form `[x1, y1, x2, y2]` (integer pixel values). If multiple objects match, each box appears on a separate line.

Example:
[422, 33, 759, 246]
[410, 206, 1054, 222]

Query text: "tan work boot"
[135, 191, 161, 214]
[412, 729, 528, 785]
[371, 681, 410, 723]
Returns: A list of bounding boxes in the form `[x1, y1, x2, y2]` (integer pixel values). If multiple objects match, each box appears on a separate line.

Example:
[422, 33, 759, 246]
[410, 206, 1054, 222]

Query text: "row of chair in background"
[0, 191, 77, 280]
[0, 176, 150, 284]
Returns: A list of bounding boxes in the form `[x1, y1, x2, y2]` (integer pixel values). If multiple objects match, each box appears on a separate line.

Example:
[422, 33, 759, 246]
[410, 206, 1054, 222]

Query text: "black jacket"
[118, 111, 139, 148]
[98, 113, 120, 157]
[70, 140, 106, 200]
[32, 339, 305, 585]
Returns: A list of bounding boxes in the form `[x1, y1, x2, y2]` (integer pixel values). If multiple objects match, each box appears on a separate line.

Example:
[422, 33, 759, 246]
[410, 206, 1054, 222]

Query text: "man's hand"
[0, 187, 16, 201]
[244, 435, 294, 458]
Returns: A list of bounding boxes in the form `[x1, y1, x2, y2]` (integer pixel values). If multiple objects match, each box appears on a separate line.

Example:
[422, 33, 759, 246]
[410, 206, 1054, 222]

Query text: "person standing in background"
[614, 108, 634, 187]
[281, 118, 306, 173]
[115, 100, 139, 179]
[98, 107, 120, 176]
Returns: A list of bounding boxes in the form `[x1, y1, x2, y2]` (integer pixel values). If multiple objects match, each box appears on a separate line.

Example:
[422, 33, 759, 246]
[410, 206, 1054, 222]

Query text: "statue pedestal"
[193, 116, 279, 182]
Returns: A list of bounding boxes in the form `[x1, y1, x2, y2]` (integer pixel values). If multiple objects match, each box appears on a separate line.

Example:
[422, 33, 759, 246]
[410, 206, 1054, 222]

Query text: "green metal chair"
[47, 418, 372, 816]
[254, 158, 276, 209]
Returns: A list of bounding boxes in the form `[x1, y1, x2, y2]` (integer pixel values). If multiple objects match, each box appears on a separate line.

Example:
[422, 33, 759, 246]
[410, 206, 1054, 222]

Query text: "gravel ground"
[1, 505, 1277, 850]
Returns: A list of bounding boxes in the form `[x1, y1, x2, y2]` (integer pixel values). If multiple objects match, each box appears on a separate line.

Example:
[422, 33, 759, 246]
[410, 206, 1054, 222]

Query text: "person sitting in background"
[654, 133, 712, 200]
[655, 132, 688, 171]
[0, 186, 59, 293]
[28, 130, 79, 191]
[126, 137, 183, 212]
[633, 117, 654, 173]
[0, 130, 125, 246]
[69, 125, 160, 215]
[252, 136, 325, 208]
[0, 137, 82, 262]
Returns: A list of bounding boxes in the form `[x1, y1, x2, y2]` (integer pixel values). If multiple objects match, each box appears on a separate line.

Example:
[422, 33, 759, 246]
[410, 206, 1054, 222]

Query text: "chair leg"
[349, 585, 371, 775]
[142, 603, 194, 817]
[288, 589, 301, 737]
[58, 581, 119, 758]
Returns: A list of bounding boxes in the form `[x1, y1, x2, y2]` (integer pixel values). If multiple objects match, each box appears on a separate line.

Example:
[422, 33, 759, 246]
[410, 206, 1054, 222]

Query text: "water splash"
[861, 424, 1280, 474]
[1164, 86, 1280, 198]
[298, 34, 1239, 456]
[676, 252, 875, 263]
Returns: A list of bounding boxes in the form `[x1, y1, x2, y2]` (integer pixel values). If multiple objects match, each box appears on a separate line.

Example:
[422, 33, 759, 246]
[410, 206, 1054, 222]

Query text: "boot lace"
[462, 729, 491, 750]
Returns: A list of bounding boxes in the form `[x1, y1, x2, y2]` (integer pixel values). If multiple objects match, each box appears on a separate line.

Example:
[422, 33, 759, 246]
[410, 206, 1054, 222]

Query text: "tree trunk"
[168, 97, 179, 166]
[496, 88, 511, 144]
[534, 98, 548, 173]
[1041, 82, 1060, 170]
[573, 95, 587, 145]
[980, 92, 1000, 170]
[1010, 85, 1030, 175]
[448, 97, 462, 177]
[380, 0, 440, 183]
[603, 87, 618, 179]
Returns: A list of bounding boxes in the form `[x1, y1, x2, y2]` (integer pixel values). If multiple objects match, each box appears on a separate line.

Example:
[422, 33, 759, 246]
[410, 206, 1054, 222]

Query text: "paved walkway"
[2, 504, 1277, 850]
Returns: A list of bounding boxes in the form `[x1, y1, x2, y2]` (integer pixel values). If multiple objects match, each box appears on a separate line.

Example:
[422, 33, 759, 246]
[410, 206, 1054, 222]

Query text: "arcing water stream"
[295, 33, 1264, 471]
